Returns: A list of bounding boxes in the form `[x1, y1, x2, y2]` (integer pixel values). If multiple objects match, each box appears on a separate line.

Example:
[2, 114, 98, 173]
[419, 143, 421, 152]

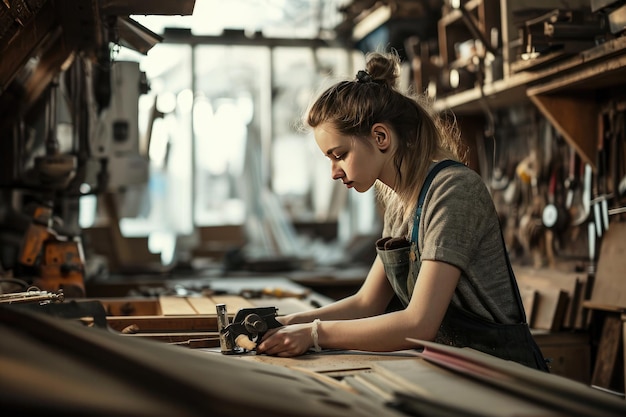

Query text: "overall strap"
[499, 229, 528, 323]
[410, 159, 528, 323]
[411, 160, 463, 242]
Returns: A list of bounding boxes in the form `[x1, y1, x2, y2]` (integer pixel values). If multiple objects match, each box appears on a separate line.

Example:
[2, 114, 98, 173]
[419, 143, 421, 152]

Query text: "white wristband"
[311, 319, 322, 352]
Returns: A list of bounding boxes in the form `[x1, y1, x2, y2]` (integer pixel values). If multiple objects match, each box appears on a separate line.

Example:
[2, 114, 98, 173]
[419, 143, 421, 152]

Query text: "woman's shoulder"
[431, 163, 493, 203]
[435, 162, 484, 186]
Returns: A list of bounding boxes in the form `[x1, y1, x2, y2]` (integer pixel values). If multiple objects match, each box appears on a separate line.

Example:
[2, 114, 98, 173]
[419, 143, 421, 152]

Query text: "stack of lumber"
[514, 266, 587, 331]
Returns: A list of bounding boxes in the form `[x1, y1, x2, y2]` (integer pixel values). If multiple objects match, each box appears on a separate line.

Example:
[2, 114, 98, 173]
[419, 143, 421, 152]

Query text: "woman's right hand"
[256, 322, 315, 357]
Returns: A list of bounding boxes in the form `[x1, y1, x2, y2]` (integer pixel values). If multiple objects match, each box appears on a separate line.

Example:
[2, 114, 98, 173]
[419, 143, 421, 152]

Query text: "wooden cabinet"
[534, 330, 591, 384]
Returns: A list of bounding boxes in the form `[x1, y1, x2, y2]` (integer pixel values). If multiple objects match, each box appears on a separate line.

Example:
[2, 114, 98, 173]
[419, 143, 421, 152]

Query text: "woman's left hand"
[256, 323, 314, 357]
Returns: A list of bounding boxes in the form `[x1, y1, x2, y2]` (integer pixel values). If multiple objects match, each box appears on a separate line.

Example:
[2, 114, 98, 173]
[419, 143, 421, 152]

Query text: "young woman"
[256, 51, 548, 371]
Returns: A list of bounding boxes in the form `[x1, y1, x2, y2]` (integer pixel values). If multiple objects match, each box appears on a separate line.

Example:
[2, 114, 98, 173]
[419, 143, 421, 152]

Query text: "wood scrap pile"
[514, 266, 588, 332]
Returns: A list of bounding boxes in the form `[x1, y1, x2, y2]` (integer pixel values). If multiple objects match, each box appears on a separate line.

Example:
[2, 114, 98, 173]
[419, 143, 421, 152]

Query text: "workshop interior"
[1, 0, 626, 415]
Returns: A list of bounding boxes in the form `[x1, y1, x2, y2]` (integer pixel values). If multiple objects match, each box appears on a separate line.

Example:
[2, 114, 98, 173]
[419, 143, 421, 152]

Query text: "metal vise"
[216, 304, 283, 354]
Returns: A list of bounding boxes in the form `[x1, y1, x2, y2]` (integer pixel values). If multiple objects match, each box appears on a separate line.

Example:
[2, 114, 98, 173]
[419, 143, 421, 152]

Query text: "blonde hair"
[305, 51, 467, 229]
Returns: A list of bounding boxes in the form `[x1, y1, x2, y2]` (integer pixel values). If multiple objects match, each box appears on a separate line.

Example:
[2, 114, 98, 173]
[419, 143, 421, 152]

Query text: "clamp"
[216, 304, 282, 354]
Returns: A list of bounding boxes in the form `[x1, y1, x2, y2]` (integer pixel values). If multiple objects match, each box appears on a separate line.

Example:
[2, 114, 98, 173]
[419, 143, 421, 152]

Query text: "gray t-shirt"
[384, 163, 522, 324]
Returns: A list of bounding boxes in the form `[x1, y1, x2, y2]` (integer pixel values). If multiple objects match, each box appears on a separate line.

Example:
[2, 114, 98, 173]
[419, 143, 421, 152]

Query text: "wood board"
[158, 295, 255, 316]
[186, 296, 219, 314]
[591, 313, 624, 389]
[406, 339, 626, 417]
[252, 297, 316, 316]
[159, 296, 198, 315]
[518, 283, 568, 331]
[371, 359, 564, 417]
[514, 266, 584, 330]
[519, 287, 538, 324]
[623, 313, 626, 395]
[237, 350, 419, 377]
[210, 295, 256, 313]
[104, 315, 218, 333]
[591, 222, 626, 308]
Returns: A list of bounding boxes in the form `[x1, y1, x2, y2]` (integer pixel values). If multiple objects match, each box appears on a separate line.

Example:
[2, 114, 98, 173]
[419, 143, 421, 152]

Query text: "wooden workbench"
[199, 341, 626, 417]
[86, 275, 592, 384]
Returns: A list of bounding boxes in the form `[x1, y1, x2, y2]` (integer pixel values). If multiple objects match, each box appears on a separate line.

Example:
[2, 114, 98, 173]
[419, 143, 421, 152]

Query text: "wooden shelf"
[436, 36, 626, 110]
[433, 71, 535, 114]
[527, 36, 626, 170]
[437, 0, 500, 68]
[433, 36, 626, 168]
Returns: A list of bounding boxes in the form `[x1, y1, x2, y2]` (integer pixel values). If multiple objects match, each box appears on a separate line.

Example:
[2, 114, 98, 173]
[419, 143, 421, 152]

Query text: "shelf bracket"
[528, 93, 598, 171]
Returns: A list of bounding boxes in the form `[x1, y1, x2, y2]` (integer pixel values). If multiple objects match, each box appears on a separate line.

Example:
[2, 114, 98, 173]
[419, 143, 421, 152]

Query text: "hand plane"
[216, 304, 282, 354]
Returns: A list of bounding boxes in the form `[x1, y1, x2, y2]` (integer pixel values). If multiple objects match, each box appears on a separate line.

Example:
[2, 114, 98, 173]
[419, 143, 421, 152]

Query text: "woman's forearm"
[281, 293, 381, 325]
[315, 309, 432, 352]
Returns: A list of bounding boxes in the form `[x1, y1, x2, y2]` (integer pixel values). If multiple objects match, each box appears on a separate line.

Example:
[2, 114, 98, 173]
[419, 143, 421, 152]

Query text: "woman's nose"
[331, 162, 343, 180]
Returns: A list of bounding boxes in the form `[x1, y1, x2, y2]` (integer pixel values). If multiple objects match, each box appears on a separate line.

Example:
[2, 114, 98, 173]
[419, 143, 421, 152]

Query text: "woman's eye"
[333, 153, 344, 160]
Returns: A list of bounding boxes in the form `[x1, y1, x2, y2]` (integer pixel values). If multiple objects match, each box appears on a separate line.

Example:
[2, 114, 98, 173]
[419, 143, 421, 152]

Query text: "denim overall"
[376, 160, 549, 371]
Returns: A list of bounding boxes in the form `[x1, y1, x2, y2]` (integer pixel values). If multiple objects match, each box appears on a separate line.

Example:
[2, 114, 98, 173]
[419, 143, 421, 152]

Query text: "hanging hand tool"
[610, 105, 625, 204]
[578, 163, 593, 226]
[216, 304, 282, 354]
[542, 167, 568, 231]
[580, 220, 597, 329]
[565, 147, 577, 210]
[593, 112, 611, 237]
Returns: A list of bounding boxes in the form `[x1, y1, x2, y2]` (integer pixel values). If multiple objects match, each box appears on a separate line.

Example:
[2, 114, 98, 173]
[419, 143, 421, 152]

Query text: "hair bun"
[364, 52, 400, 89]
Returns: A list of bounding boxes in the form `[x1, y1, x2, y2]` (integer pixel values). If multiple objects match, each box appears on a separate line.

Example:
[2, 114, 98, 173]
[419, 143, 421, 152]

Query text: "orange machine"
[18, 206, 85, 298]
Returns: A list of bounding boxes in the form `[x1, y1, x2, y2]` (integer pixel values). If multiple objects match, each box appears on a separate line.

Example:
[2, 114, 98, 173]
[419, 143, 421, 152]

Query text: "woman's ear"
[372, 123, 391, 152]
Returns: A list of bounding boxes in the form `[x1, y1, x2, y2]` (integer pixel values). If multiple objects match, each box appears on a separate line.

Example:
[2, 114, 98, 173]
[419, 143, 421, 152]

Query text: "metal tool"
[0, 289, 64, 305]
[216, 304, 282, 354]
[239, 287, 310, 299]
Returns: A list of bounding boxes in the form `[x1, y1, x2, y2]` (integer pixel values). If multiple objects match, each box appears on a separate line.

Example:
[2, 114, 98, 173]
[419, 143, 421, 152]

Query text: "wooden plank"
[159, 296, 197, 315]
[591, 313, 623, 389]
[623, 314, 626, 395]
[532, 287, 569, 331]
[239, 351, 418, 376]
[515, 267, 585, 329]
[210, 295, 255, 313]
[186, 296, 218, 315]
[103, 315, 218, 333]
[519, 287, 538, 325]
[406, 339, 626, 416]
[251, 297, 315, 316]
[120, 332, 219, 344]
[591, 222, 626, 309]
[582, 302, 626, 313]
[93, 298, 161, 316]
[573, 278, 590, 330]
[372, 359, 563, 417]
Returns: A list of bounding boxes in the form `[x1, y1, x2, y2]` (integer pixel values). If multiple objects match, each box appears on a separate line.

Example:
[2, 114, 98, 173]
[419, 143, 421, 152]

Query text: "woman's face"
[314, 122, 391, 193]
